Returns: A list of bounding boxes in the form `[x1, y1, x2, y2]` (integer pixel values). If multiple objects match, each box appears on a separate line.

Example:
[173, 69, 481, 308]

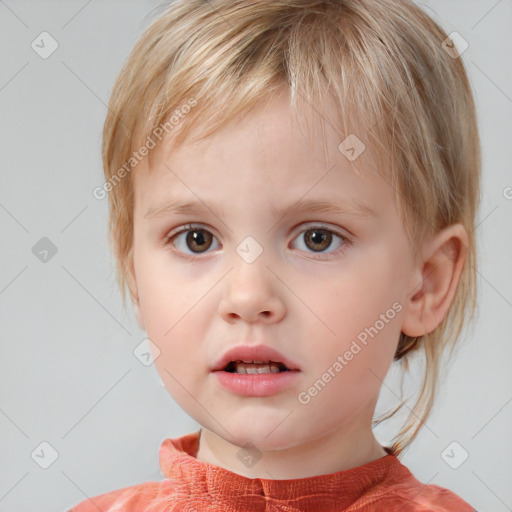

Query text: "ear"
[401, 224, 469, 337]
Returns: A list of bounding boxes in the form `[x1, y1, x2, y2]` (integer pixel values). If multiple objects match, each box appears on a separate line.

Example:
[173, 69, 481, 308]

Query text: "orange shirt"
[68, 430, 475, 511]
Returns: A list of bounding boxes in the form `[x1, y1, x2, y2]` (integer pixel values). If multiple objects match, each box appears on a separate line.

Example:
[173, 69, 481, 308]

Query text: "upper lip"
[212, 344, 301, 372]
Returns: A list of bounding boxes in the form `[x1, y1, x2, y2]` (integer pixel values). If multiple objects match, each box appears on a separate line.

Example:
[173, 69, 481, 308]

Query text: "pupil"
[312, 231, 323, 243]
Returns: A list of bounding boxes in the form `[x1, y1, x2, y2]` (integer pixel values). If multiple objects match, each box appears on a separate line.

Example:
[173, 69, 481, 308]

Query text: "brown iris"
[304, 228, 332, 252]
[186, 229, 213, 253]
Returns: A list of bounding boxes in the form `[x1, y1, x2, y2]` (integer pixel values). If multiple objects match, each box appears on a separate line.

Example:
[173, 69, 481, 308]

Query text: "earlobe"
[401, 224, 469, 338]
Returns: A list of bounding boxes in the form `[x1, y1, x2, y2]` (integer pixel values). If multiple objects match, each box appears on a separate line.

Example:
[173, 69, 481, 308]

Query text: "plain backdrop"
[0, 1, 511, 511]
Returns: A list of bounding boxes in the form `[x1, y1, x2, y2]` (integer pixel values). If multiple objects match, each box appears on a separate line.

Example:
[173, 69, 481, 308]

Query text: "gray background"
[0, 1, 511, 511]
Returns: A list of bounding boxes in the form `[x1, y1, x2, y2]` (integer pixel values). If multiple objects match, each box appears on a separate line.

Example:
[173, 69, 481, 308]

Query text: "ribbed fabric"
[69, 430, 475, 511]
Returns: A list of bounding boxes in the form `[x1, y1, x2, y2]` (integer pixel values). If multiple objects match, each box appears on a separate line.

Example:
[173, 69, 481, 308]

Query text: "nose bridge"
[229, 238, 271, 298]
[219, 237, 285, 323]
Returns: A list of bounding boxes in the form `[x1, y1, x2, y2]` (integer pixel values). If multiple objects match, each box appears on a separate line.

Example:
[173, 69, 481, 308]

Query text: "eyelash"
[163, 223, 351, 262]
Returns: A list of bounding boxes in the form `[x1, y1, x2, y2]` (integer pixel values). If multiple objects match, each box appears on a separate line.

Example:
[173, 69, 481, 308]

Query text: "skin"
[129, 86, 468, 479]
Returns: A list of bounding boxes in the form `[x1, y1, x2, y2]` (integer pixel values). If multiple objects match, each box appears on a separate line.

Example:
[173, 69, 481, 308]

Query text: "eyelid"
[165, 222, 217, 240]
[291, 221, 350, 240]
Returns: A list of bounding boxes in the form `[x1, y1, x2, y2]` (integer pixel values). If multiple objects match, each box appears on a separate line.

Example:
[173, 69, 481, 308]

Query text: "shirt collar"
[158, 429, 407, 511]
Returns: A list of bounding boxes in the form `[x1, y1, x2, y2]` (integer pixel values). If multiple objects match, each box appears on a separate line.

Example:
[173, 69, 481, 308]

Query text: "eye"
[164, 223, 350, 260]
[291, 224, 349, 259]
[165, 223, 219, 256]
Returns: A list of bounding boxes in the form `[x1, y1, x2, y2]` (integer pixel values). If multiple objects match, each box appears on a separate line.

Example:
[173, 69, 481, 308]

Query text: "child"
[70, 0, 480, 510]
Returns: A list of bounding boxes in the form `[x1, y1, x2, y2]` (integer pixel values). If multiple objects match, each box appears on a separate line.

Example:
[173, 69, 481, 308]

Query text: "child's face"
[131, 87, 419, 453]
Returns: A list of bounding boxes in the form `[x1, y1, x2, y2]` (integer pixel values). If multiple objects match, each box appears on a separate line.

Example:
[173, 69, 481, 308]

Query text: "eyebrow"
[144, 197, 377, 220]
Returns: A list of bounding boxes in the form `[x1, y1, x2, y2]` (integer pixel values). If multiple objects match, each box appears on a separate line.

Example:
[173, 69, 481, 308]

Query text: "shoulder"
[358, 459, 476, 512]
[365, 485, 476, 511]
[67, 480, 164, 512]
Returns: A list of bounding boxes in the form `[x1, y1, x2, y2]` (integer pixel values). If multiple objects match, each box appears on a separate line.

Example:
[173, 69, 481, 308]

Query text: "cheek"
[313, 259, 404, 378]
[320, 266, 401, 337]
[134, 256, 195, 358]
[136, 248, 196, 318]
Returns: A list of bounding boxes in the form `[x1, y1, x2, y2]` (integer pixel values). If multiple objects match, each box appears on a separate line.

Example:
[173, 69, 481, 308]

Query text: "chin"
[222, 418, 305, 452]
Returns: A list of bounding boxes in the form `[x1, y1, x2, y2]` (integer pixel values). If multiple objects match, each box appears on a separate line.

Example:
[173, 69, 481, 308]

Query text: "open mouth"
[223, 360, 290, 374]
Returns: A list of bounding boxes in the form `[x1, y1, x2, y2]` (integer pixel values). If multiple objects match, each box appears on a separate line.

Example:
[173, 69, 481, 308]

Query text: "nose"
[218, 257, 286, 324]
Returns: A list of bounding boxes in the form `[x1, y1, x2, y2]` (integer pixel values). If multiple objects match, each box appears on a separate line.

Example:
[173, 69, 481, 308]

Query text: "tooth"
[257, 366, 280, 374]
[233, 362, 282, 374]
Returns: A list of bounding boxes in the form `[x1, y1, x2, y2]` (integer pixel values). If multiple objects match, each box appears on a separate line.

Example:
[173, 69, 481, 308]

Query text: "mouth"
[222, 360, 291, 374]
[211, 344, 301, 374]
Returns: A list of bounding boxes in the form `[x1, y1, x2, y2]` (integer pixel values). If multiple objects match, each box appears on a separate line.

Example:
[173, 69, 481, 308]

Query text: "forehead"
[133, 88, 393, 219]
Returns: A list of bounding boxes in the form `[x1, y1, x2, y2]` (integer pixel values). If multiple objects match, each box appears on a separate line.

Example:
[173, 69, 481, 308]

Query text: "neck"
[195, 419, 388, 480]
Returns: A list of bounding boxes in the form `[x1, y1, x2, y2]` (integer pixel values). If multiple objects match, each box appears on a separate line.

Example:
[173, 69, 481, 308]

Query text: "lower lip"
[213, 370, 300, 397]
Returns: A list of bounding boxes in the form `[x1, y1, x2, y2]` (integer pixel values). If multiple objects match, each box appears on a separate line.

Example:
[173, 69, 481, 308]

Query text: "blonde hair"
[101, 0, 481, 456]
